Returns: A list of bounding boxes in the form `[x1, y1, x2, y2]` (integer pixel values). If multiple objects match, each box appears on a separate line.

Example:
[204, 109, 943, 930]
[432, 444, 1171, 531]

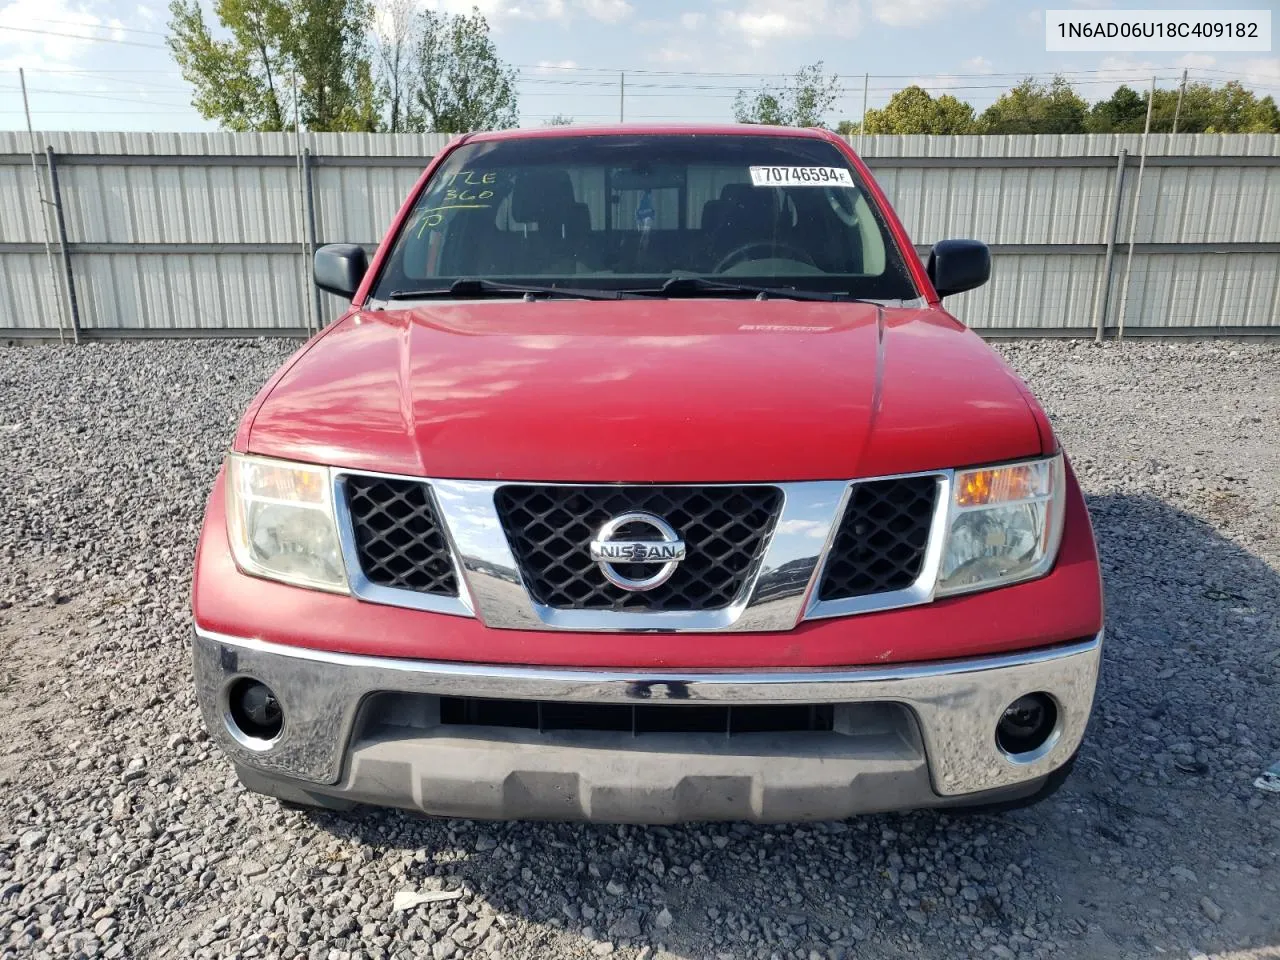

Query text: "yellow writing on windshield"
[442, 170, 498, 187]
[412, 172, 499, 237]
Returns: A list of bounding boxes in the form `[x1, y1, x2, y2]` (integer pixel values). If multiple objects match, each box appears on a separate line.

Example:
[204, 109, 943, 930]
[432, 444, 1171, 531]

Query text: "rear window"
[371, 133, 918, 301]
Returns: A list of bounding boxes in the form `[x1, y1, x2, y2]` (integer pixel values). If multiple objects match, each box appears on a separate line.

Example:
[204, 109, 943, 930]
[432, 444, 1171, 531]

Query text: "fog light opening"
[227, 678, 284, 746]
[996, 692, 1059, 760]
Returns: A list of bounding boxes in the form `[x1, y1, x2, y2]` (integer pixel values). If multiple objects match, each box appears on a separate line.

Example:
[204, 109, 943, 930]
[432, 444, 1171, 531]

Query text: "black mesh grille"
[817, 475, 939, 601]
[343, 475, 458, 596]
[440, 697, 834, 735]
[494, 485, 783, 612]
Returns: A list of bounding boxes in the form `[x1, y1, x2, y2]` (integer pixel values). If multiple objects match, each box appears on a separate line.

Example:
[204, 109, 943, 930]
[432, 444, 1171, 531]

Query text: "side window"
[852, 192, 886, 275]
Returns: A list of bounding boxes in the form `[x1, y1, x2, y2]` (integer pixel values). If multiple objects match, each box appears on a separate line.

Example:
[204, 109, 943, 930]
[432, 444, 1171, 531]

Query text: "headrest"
[701, 197, 730, 232]
[511, 170, 576, 224]
[563, 202, 591, 236]
[720, 183, 759, 205]
[718, 183, 777, 234]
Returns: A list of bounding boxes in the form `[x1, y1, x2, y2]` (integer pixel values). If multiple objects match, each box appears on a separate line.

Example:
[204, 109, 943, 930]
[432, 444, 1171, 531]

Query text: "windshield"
[370, 133, 919, 301]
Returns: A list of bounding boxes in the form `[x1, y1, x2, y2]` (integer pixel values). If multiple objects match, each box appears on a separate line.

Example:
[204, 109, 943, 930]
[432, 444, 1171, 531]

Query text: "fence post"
[1117, 79, 1156, 341]
[1094, 148, 1127, 342]
[303, 147, 322, 329]
[45, 147, 81, 342]
[20, 69, 67, 344]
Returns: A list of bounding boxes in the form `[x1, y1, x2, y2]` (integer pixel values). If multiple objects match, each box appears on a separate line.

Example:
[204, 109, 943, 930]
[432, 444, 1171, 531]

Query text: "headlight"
[935, 454, 1066, 597]
[224, 454, 348, 593]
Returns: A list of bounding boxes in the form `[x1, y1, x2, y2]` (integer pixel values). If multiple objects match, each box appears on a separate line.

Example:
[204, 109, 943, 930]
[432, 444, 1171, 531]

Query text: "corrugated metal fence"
[3, 130, 1280, 338]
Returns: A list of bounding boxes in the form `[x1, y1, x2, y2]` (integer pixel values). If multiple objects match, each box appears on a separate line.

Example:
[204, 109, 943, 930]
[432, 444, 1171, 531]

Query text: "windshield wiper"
[628, 276, 853, 303]
[387, 278, 632, 301]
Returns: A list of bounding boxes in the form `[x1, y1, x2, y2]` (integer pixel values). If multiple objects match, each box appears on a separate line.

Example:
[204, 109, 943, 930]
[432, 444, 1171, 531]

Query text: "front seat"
[706, 183, 781, 266]
[508, 170, 585, 275]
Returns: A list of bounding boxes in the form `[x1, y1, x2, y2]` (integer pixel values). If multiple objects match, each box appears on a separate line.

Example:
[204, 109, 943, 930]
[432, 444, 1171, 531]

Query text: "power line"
[514, 78, 1186, 102]
[20, 68, 182, 74]
[514, 63, 1232, 82]
[21, 87, 191, 107]
[0, 109, 198, 115]
[21, 16, 169, 38]
[513, 74, 1185, 94]
[0, 83, 190, 107]
[14, 73, 191, 94]
[0, 25, 167, 49]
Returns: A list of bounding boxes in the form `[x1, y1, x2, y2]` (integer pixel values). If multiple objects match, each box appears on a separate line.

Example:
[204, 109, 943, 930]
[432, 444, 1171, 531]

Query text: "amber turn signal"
[954, 461, 1053, 508]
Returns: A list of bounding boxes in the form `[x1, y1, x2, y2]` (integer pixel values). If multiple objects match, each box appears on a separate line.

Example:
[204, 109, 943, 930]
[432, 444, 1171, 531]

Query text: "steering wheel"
[713, 241, 817, 274]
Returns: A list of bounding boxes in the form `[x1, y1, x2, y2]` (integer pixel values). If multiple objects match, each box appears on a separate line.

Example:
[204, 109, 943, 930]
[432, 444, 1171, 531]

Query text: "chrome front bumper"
[192, 628, 1101, 822]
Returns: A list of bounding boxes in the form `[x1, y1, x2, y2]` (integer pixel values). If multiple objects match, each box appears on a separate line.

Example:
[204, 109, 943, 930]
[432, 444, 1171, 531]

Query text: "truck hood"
[244, 300, 1045, 482]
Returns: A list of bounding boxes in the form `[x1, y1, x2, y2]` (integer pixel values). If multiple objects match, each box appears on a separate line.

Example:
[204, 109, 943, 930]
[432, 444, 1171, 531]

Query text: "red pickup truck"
[192, 124, 1103, 822]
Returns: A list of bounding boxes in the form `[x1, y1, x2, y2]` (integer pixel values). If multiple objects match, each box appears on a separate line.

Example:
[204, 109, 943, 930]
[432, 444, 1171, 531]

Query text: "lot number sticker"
[749, 166, 854, 187]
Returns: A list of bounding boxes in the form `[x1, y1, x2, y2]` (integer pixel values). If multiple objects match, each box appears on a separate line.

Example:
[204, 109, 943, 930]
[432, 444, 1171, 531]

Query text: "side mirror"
[927, 239, 990, 298]
[314, 243, 369, 300]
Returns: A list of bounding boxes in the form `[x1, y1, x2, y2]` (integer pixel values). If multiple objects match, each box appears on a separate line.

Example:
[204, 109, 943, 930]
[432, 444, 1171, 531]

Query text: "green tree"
[543, 114, 574, 126]
[413, 7, 518, 133]
[292, 0, 381, 130]
[1085, 84, 1148, 133]
[168, 0, 379, 132]
[1086, 81, 1280, 134]
[862, 85, 975, 134]
[1193, 81, 1280, 132]
[373, 0, 420, 133]
[168, 0, 290, 131]
[977, 76, 1087, 135]
[734, 62, 842, 127]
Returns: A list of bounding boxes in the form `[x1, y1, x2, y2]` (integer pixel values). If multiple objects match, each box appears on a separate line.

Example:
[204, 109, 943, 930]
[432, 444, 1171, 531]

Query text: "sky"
[0, 0, 1278, 131]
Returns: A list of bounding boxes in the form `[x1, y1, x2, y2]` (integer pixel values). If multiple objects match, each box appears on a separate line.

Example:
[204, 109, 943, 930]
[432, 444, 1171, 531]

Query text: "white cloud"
[679, 11, 705, 30]
[579, 0, 632, 23]
[730, 11, 798, 42]
[1017, 7, 1042, 34]
[653, 42, 695, 63]
[510, 0, 566, 18]
[1174, 53, 1215, 71]
[905, 63, 993, 92]
[1078, 56, 1180, 98]
[426, 0, 566, 21]
[429, 0, 628, 23]
[532, 59, 578, 73]
[717, 0, 861, 47]
[1239, 57, 1280, 85]
[1095, 55, 1161, 79]
[869, 0, 985, 28]
[0, 0, 120, 71]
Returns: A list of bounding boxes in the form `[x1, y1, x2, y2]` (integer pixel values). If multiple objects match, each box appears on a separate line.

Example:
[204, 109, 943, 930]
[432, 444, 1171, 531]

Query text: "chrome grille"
[343, 475, 458, 597]
[494, 485, 783, 612]
[817, 475, 939, 601]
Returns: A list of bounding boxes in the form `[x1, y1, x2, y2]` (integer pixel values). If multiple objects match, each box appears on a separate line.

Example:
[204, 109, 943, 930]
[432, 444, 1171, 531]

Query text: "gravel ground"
[0, 338, 1277, 960]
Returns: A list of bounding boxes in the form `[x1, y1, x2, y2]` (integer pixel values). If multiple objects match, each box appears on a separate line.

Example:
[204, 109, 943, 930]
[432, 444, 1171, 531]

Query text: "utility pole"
[19, 69, 69, 344]
[1172, 67, 1188, 134]
[1117, 76, 1155, 341]
[619, 72, 625, 123]
[292, 68, 311, 333]
[859, 72, 869, 155]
